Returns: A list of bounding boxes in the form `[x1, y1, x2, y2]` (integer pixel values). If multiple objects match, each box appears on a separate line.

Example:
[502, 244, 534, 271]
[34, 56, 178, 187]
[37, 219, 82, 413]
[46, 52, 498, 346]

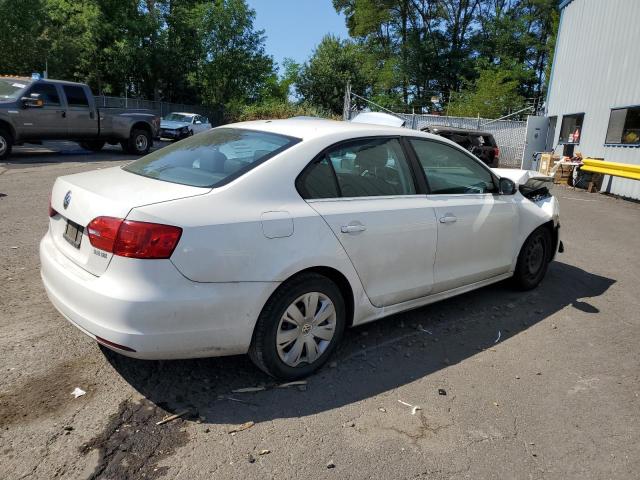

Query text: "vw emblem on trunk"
[63, 190, 72, 209]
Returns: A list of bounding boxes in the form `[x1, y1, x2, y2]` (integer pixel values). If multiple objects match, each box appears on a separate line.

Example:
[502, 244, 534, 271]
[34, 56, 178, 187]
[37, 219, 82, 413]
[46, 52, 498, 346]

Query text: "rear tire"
[79, 140, 105, 152]
[249, 273, 345, 379]
[0, 127, 13, 160]
[123, 129, 151, 155]
[513, 226, 552, 290]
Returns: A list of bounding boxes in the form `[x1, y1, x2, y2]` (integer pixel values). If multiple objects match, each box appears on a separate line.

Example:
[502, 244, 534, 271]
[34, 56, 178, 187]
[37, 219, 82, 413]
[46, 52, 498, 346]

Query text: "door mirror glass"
[22, 93, 44, 108]
[499, 177, 516, 195]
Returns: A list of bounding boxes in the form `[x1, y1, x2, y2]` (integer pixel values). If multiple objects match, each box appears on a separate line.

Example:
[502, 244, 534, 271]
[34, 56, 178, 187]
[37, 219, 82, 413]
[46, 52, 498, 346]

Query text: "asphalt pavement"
[0, 144, 639, 479]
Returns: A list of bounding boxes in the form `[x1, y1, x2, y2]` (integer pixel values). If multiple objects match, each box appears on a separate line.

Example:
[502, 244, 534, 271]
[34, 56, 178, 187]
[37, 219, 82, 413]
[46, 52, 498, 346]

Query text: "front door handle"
[439, 215, 457, 224]
[341, 224, 367, 233]
[57, 110, 66, 118]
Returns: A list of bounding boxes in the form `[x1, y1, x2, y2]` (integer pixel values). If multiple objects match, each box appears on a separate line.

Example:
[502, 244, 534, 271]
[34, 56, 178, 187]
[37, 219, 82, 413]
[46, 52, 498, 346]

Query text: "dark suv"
[420, 126, 500, 167]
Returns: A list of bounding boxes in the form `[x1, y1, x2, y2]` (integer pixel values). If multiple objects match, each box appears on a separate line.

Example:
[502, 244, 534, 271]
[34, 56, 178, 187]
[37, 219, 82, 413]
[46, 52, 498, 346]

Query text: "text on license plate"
[63, 219, 84, 249]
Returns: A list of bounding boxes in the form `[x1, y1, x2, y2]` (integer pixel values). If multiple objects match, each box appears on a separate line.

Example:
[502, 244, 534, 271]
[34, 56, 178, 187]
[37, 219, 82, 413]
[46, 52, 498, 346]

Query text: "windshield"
[0, 78, 30, 100]
[124, 128, 301, 188]
[164, 113, 192, 122]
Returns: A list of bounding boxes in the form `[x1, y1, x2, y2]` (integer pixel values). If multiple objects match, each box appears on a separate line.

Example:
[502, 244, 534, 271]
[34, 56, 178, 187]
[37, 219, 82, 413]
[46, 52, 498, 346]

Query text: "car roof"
[228, 118, 440, 141]
[422, 125, 493, 136]
[169, 112, 197, 116]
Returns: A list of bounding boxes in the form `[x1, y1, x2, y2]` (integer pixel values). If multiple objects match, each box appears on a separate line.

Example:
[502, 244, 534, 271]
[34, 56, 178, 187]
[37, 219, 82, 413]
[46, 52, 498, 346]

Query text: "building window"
[605, 106, 640, 145]
[559, 113, 584, 144]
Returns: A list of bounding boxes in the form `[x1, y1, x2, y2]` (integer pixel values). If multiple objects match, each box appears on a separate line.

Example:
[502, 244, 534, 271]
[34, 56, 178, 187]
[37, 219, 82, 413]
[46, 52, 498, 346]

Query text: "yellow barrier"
[580, 158, 640, 181]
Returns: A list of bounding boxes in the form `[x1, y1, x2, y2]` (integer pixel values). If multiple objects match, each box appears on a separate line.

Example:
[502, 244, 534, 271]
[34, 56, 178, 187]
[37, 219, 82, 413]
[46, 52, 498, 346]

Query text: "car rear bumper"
[40, 231, 278, 360]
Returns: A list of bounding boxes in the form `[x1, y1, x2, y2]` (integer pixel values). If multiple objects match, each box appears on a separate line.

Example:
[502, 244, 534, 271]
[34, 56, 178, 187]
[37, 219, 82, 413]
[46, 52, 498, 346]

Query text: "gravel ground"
[1, 144, 639, 479]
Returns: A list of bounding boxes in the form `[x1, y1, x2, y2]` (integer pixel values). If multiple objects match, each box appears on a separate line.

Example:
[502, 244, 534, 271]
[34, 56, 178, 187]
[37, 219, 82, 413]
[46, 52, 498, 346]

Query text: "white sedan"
[40, 119, 561, 379]
[159, 112, 211, 140]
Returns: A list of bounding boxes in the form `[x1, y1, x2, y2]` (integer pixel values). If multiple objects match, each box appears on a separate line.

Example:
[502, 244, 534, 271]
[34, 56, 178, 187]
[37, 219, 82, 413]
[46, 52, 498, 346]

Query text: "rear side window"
[482, 135, 495, 146]
[124, 128, 300, 188]
[409, 139, 496, 194]
[299, 138, 416, 199]
[29, 84, 60, 106]
[297, 157, 340, 199]
[63, 86, 89, 107]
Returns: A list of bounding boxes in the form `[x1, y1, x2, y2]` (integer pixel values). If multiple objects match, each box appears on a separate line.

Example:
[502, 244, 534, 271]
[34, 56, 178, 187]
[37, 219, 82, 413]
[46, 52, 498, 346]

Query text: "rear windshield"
[124, 128, 300, 188]
[0, 78, 30, 100]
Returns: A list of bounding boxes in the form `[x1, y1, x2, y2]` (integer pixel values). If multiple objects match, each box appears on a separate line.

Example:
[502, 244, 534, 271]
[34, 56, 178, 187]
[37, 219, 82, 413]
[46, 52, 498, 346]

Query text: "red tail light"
[493, 147, 500, 158]
[87, 216, 182, 259]
[87, 217, 122, 252]
[48, 194, 57, 217]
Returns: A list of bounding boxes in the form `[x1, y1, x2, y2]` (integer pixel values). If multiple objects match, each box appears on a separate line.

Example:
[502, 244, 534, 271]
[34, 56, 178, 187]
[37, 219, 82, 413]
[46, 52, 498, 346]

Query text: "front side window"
[606, 106, 640, 145]
[124, 128, 299, 188]
[409, 139, 497, 194]
[559, 113, 584, 144]
[28, 84, 60, 106]
[63, 86, 89, 107]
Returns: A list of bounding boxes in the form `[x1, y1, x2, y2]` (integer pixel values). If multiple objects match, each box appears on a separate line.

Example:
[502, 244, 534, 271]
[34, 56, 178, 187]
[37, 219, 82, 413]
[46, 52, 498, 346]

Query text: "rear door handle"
[57, 110, 66, 118]
[341, 224, 366, 233]
[439, 215, 457, 224]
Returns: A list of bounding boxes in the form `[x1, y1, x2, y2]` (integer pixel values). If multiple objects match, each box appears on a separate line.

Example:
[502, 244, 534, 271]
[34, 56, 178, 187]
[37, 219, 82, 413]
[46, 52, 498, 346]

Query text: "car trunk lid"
[49, 166, 208, 276]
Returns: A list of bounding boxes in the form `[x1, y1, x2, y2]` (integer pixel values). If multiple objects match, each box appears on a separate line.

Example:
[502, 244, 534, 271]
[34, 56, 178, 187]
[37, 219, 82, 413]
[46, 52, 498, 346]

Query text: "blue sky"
[247, 0, 349, 72]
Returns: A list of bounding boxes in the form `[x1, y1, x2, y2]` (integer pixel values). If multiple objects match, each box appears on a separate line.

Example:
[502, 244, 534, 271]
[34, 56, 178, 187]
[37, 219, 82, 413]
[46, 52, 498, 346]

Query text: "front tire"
[249, 273, 346, 379]
[0, 127, 13, 160]
[513, 226, 552, 290]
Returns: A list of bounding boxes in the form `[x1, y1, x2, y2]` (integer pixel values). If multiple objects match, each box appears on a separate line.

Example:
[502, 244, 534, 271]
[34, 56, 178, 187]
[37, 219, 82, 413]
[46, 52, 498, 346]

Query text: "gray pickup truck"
[0, 76, 160, 160]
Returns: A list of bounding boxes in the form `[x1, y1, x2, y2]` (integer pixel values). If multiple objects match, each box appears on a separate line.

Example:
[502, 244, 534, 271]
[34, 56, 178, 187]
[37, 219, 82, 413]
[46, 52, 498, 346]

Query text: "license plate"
[63, 219, 84, 249]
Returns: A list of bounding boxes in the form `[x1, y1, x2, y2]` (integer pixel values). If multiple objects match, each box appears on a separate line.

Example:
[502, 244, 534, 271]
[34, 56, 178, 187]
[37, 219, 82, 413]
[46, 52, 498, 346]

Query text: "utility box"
[538, 153, 558, 176]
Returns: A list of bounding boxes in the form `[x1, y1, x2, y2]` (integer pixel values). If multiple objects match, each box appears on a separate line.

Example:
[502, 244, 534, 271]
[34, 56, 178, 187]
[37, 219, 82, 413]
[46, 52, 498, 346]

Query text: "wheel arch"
[517, 219, 556, 264]
[265, 266, 356, 328]
[130, 121, 152, 137]
[0, 119, 16, 141]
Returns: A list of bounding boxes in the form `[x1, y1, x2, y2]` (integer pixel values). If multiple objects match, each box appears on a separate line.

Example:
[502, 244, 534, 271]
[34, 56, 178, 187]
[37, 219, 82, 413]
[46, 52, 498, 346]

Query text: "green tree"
[296, 35, 374, 115]
[447, 65, 524, 118]
[195, 0, 276, 114]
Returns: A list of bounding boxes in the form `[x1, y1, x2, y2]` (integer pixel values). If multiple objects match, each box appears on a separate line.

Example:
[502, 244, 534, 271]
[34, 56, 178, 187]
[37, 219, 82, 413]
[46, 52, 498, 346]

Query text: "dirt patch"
[80, 398, 190, 480]
[0, 356, 96, 427]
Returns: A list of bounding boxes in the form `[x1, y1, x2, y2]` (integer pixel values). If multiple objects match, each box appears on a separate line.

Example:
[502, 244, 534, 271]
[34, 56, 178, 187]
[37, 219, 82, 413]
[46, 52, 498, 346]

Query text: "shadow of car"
[100, 261, 614, 426]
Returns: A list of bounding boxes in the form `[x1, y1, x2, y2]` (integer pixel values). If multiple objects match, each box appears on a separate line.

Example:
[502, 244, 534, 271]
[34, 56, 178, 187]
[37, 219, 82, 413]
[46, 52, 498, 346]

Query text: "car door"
[192, 115, 205, 134]
[297, 137, 438, 307]
[61, 85, 98, 138]
[18, 82, 67, 139]
[408, 138, 517, 293]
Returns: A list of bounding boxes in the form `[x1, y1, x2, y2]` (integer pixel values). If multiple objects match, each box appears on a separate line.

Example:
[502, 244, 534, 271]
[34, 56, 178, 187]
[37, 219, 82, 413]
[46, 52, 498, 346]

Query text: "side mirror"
[195, 120, 202, 124]
[498, 177, 517, 195]
[21, 94, 44, 108]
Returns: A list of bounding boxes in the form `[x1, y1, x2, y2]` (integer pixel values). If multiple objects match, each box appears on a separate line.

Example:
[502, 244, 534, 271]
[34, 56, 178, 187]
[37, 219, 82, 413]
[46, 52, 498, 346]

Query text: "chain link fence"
[95, 96, 216, 123]
[347, 110, 526, 168]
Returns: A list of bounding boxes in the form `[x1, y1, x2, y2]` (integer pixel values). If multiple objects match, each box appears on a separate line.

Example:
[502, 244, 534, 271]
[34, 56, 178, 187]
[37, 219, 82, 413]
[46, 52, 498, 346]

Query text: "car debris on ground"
[156, 409, 190, 425]
[228, 421, 254, 434]
[71, 387, 86, 398]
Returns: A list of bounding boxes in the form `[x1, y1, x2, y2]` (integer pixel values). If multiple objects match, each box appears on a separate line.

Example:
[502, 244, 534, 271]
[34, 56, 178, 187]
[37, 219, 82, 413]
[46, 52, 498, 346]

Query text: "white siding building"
[546, 0, 640, 199]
